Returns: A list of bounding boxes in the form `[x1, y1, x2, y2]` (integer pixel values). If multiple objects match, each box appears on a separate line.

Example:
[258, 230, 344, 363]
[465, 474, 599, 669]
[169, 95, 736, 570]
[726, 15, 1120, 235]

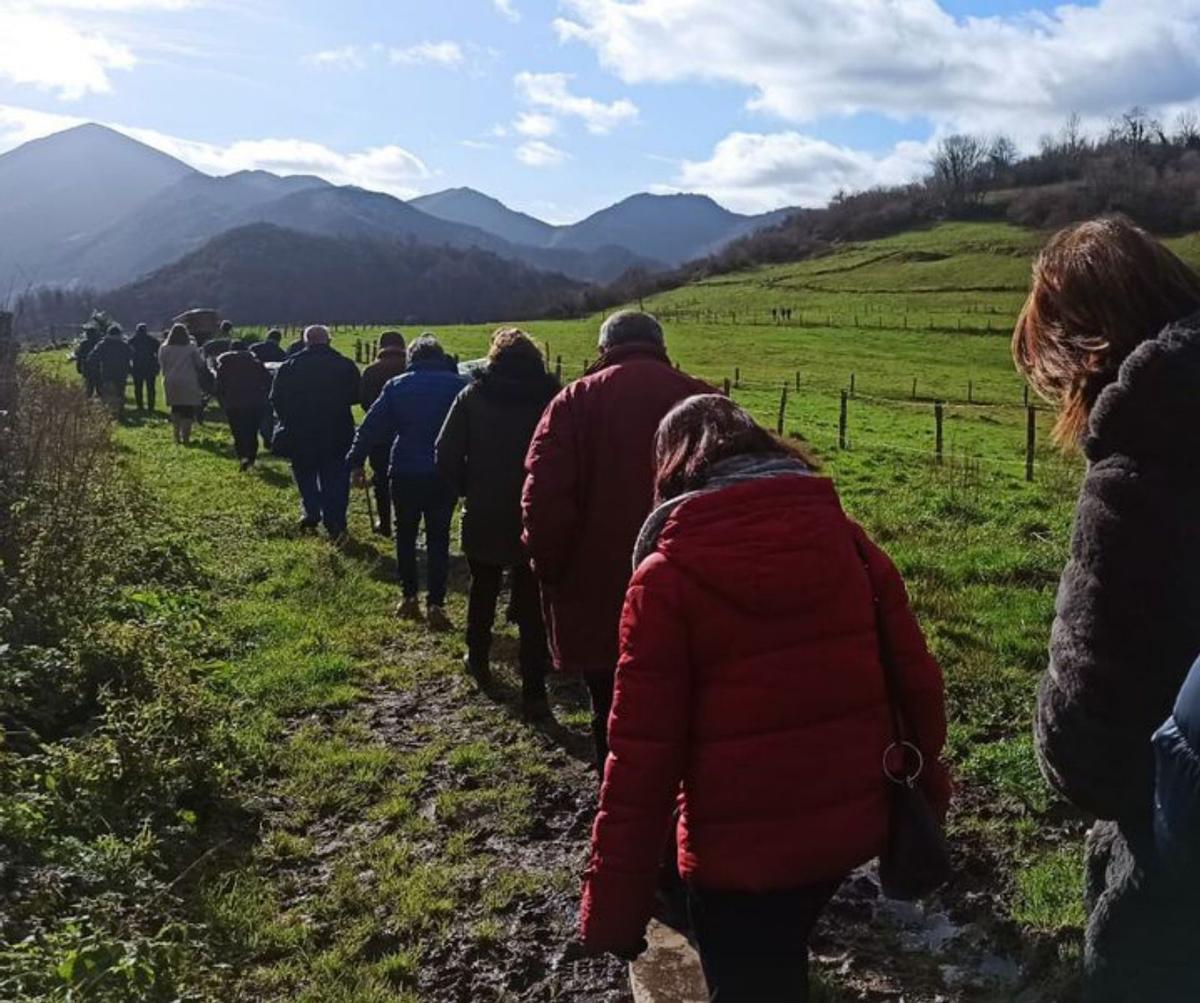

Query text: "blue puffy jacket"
[347, 360, 467, 478]
[1153, 655, 1200, 875]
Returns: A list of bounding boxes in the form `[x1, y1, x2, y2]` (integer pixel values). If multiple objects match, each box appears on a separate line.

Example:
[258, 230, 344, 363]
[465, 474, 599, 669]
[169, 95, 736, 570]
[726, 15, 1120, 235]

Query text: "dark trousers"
[227, 407, 265, 463]
[368, 445, 392, 534]
[292, 452, 351, 536]
[688, 881, 843, 1002]
[585, 673, 616, 774]
[466, 559, 548, 700]
[259, 407, 275, 449]
[392, 473, 455, 605]
[132, 372, 157, 410]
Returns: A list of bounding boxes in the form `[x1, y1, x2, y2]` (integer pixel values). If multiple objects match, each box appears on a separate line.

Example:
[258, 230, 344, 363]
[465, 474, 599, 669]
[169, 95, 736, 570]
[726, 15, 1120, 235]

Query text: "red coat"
[579, 474, 950, 953]
[521, 343, 710, 676]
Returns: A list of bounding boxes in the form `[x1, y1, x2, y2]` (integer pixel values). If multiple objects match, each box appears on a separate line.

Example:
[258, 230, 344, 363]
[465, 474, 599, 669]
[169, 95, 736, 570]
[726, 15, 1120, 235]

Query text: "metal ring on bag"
[883, 741, 925, 787]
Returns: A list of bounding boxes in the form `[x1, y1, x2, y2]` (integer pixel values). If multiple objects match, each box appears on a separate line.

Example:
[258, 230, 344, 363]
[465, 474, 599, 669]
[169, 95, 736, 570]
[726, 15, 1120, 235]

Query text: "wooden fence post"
[839, 390, 848, 450]
[723, 377, 731, 396]
[1023, 384, 1030, 406]
[777, 384, 788, 435]
[795, 371, 801, 391]
[849, 372, 856, 398]
[1026, 406, 1037, 483]
[555, 356, 562, 381]
[968, 380, 973, 404]
[912, 377, 918, 400]
[734, 367, 740, 388]
[935, 402, 944, 465]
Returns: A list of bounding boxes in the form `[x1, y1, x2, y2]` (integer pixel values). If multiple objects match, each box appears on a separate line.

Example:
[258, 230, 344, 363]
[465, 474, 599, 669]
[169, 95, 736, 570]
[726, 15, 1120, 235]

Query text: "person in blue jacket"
[1154, 656, 1200, 879]
[348, 333, 467, 630]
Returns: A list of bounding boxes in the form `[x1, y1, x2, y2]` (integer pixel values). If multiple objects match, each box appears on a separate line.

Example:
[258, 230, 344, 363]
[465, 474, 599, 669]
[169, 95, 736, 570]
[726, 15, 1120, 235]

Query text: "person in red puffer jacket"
[580, 394, 950, 1002]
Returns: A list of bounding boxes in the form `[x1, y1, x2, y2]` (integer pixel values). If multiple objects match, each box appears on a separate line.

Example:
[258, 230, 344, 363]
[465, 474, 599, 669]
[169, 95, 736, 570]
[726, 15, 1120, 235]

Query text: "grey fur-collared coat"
[1036, 314, 1200, 1002]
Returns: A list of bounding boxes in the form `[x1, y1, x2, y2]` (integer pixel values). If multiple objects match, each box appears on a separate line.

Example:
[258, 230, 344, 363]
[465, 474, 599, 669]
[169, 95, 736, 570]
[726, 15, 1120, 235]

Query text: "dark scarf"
[633, 454, 812, 568]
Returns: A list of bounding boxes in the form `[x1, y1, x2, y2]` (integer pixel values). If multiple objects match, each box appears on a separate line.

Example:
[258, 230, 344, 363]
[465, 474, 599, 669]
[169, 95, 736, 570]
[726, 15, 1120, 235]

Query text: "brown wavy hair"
[487, 326, 542, 367]
[653, 394, 817, 504]
[1013, 216, 1200, 447]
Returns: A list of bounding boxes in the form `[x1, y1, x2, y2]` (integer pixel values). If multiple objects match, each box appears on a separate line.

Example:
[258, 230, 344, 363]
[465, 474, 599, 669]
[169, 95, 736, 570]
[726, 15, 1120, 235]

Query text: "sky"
[2, 0, 1200, 223]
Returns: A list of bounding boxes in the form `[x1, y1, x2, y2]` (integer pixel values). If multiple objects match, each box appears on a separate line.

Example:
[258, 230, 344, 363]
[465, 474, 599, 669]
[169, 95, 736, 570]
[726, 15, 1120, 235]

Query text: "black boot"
[463, 651, 493, 688]
[373, 486, 392, 537]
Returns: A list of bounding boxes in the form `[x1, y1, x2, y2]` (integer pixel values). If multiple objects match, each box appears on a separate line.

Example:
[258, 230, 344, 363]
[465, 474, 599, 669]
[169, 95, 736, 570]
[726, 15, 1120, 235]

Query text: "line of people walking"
[67, 213, 1200, 1001]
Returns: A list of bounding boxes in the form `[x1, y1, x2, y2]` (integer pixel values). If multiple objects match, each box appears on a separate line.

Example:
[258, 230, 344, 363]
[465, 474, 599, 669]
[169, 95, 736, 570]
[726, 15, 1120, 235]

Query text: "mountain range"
[0, 124, 796, 326]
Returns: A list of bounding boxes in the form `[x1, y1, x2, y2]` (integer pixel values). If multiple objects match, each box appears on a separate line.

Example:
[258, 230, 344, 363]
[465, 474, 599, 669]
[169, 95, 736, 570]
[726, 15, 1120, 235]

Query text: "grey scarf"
[633, 454, 812, 569]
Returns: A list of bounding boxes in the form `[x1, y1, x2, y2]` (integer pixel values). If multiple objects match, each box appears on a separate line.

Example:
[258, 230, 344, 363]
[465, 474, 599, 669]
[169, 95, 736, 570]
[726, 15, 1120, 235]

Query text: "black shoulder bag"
[855, 537, 952, 901]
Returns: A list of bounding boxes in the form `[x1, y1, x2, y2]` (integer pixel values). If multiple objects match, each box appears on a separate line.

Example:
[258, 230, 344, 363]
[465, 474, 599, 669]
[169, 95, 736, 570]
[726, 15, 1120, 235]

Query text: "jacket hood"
[1087, 313, 1200, 465]
[652, 473, 850, 616]
[475, 357, 560, 406]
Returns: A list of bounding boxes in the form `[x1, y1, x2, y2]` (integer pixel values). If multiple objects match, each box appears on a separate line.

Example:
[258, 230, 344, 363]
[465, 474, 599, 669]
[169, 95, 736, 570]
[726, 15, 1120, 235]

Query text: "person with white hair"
[270, 325, 361, 539]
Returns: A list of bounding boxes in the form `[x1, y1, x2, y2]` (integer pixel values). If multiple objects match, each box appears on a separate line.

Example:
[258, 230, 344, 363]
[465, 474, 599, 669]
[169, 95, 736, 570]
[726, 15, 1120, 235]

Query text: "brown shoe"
[426, 604, 453, 633]
[395, 597, 422, 621]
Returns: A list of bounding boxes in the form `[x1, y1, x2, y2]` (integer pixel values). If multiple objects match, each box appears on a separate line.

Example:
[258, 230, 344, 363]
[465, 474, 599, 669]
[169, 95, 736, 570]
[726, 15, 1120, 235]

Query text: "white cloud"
[556, 0, 1200, 145]
[514, 71, 637, 134]
[493, 0, 520, 22]
[388, 40, 465, 69]
[514, 111, 557, 138]
[0, 7, 135, 98]
[0, 103, 432, 198]
[306, 45, 365, 70]
[516, 139, 568, 168]
[667, 131, 935, 213]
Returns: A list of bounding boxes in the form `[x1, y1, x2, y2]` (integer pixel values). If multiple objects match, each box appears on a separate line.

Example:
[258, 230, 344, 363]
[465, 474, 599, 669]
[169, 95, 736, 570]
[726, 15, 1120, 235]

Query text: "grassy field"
[20, 221, 1107, 1000]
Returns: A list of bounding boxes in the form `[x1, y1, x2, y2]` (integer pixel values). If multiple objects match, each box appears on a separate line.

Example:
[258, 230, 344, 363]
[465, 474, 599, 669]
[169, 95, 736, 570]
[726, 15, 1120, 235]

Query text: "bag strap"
[852, 531, 925, 787]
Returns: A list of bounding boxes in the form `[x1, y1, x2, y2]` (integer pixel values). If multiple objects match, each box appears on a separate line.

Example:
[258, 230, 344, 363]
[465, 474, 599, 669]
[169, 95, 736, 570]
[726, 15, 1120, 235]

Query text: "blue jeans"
[292, 452, 351, 536]
[392, 473, 455, 605]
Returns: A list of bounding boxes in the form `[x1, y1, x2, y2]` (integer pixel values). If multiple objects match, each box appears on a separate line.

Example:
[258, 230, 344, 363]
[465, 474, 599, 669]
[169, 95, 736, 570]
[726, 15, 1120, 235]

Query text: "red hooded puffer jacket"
[579, 473, 950, 953]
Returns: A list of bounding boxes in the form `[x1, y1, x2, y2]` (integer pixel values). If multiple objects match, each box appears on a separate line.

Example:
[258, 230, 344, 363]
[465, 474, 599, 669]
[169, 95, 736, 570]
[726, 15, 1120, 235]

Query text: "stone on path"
[630, 920, 708, 1003]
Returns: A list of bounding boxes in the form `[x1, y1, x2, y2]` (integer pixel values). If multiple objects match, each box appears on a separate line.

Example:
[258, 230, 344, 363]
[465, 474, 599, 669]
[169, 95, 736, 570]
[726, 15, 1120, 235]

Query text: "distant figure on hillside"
[85, 324, 133, 418]
[74, 323, 103, 398]
[128, 323, 161, 412]
[358, 331, 408, 537]
[250, 328, 287, 364]
[271, 325, 361, 540]
[436, 328, 560, 719]
[1014, 216, 1200, 1002]
[579, 395, 949, 996]
[348, 334, 467, 629]
[215, 339, 272, 470]
[522, 311, 709, 772]
[159, 323, 209, 445]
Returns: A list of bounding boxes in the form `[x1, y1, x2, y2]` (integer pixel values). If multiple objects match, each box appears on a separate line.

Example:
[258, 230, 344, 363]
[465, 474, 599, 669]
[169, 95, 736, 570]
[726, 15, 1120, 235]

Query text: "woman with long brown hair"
[1014, 215, 1200, 1001]
[579, 394, 949, 1000]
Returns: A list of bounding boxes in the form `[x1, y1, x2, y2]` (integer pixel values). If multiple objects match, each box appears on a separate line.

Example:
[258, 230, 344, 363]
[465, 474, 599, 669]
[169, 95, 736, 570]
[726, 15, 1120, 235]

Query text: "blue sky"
[2, 0, 1199, 221]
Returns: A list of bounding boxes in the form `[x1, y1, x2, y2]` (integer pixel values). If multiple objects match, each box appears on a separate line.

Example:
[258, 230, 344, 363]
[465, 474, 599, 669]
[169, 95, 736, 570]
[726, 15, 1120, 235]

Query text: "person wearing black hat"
[85, 324, 134, 418]
[128, 323, 161, 412]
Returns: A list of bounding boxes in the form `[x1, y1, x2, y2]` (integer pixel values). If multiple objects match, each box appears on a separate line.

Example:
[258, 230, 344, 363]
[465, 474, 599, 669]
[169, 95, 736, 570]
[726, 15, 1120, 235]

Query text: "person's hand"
[351, 467, 366, 489]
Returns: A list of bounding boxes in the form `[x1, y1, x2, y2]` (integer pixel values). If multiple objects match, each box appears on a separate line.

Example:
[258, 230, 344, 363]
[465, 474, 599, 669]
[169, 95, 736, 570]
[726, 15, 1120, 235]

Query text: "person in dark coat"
[128, 322, 161, 412]
[436, 328, 560, 718]
[215, 339, 272, 469]
[74, 324, 103, 398]
[359, 331, 408, 537]
[522, 311, 710, 772]
[271, 325, 361, 539]
[85, 324, 134, 418]
[580, 396, 949, 997]
[348, 334, 467, 629]
[250, 328, 287, 364]
[1153, 655, 1200, 881]
[1014, 216, 1200, 1002]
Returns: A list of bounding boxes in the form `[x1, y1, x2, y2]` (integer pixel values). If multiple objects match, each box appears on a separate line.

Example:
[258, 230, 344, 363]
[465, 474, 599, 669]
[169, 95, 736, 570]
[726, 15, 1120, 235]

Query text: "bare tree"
[1060, 112, 1089, 158]
[1175, 109, 1200, 149]
[987, 134, 1019, 181]
[931, 134, 988, 207]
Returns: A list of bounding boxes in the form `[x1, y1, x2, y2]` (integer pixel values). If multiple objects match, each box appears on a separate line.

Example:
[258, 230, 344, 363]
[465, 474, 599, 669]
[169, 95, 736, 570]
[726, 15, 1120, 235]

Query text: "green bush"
[0, 362, 254, 1001]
